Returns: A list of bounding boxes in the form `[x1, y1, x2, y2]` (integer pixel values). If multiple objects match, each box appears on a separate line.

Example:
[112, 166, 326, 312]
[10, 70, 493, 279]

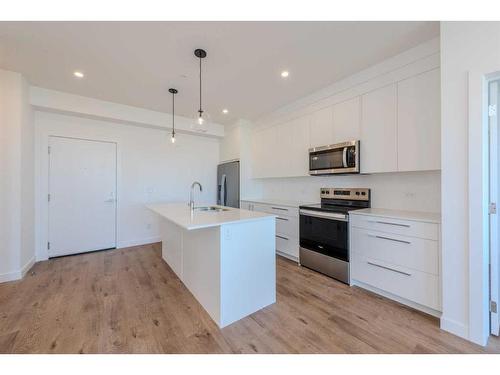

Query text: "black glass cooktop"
[300, 202, 367, 215]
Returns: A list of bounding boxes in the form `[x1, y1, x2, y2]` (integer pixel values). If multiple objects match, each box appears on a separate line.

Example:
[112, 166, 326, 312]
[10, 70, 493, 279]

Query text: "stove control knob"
[355, 192, 360, 195]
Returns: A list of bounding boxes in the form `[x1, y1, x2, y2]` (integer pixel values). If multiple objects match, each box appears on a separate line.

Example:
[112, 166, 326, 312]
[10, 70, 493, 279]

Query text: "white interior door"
[48, 136, 117, 257]
[489, 80, 499, 336]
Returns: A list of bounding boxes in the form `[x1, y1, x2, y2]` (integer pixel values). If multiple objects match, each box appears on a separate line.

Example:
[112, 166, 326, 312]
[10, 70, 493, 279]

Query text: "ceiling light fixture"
[169, 88, 178, 143]
[222, 109, 229, 114]
[73, 71, 84, 78]
[281, 70, 289, 78]
[193, 48, 208, 132]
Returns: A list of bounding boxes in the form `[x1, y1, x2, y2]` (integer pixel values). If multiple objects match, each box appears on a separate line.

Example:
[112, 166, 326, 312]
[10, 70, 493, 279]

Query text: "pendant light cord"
[172, 91, 175, 136]
[199, 56, 202, 114]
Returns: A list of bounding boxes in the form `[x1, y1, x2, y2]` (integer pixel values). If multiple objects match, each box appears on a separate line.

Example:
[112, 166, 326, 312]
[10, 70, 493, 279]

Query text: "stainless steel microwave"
[308, 140, 360, 175]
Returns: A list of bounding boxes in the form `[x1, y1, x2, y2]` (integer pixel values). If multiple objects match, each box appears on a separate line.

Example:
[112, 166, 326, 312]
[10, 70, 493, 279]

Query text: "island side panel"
[219, 217, 276, 327]
[160, 218, 183, 279]
[182, 226, 222, 326]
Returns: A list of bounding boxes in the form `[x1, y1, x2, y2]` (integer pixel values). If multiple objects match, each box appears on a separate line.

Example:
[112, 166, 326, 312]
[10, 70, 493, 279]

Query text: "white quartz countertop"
[241, 198, 318, 208]
[349, 208, 441, 224]
[147, 203, 276, 230]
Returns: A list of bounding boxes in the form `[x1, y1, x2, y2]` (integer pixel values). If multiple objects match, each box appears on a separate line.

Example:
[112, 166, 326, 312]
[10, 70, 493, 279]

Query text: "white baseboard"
[0, 256, 36, 283]
[351, 279, 442, 318]
[0, 270, 22, 283]
[117, 236, 161, 249]
[21, 257, 36, 277]
[440, 316, 469, 339]
[276, 250, 298, 263]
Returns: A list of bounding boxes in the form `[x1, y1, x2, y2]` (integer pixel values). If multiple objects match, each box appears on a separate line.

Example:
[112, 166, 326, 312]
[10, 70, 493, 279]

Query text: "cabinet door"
[309, 106, 334, 147]
[251, 130, 264, 178]
[288, 115, 310, 177]
[397, 69, 441, 171]
[360, 84, 397, 173]
[332, 97, 361, 144]
[251, 126, 277, 178]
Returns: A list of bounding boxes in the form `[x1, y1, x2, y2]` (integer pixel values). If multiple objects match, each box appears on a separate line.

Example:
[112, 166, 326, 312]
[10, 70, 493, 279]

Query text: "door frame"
[488, 80, 499, 336]
[35, 128, 120, 261]
[468, 69, 500, 345]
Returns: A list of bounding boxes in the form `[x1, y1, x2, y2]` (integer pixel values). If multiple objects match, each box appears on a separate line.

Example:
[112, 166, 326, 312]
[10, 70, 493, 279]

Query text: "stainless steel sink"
[193, 206, 230, 212]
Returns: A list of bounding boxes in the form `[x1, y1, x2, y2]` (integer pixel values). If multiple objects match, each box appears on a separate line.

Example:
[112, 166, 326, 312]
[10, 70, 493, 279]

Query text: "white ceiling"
[0, 21, 439, 125]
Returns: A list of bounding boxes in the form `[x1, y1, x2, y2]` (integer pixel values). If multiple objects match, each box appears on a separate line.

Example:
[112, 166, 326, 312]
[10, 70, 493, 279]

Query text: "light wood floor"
[1, 243, 499, 354]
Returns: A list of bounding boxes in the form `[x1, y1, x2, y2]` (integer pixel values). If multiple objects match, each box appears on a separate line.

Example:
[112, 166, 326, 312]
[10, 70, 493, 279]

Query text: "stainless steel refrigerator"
[217, 161, 240, 208]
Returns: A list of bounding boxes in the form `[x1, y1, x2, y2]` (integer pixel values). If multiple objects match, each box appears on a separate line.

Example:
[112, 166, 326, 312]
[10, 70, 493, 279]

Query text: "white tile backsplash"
[257, 170, 441, 213]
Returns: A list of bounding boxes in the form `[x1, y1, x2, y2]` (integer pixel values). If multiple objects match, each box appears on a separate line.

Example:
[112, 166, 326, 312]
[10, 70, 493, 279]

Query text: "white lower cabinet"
[350, 211, 441, 316]
[241, 200, 300, 262]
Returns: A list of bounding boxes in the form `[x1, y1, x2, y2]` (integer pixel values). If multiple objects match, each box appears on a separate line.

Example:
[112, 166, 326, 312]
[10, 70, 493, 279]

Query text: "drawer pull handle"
[276, 217, 289, 221]
[272, 207, 289, 211]
[276, 235, 289, 240]
[367, 261, 411, 276]
[368, 234, 411, 245]
[370, 220, 410, 228]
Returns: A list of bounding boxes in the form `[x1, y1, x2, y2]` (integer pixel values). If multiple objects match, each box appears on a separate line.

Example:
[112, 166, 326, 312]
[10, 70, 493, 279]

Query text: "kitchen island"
[147, 203, 276, 328]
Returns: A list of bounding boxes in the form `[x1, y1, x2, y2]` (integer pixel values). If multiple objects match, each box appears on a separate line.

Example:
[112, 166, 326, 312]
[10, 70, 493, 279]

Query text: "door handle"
[220, 174, 227, 206]
[368, 220, 410, 228]
[367, 233, 411, 244]
[367, 261, 411, 276]
[276, 217, 289, 221]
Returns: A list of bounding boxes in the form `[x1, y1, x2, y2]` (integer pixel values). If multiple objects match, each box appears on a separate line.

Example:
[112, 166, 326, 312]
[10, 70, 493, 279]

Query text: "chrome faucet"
[189, 181, 203, 211]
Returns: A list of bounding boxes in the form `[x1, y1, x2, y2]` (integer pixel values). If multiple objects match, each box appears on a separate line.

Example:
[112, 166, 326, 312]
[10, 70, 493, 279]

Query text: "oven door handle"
[299, 209, 347, 221]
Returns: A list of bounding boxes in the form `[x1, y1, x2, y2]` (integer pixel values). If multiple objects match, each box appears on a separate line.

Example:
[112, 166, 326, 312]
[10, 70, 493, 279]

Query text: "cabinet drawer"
[276, 215, 299, 238]
[350, 214, 438, 240]
[351, 227, 439, 275]
[276, 234, 299, 259]
[251, 202, 299, 218]
[351, 253, 440, 310]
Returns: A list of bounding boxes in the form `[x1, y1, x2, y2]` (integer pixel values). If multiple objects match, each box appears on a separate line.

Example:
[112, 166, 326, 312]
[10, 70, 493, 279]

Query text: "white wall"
[0, 69, 35, 282]
[35, 110, 220, 260]
[440, 21, 500, 344]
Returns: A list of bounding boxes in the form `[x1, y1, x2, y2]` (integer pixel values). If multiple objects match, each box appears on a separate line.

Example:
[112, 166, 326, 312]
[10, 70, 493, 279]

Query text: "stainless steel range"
[299, 187, 371, 284]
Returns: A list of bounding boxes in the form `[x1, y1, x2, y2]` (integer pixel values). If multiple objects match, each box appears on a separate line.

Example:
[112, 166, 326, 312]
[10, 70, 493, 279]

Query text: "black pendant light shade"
[194, 49, 208, 130]
[169, 88, 178, 143]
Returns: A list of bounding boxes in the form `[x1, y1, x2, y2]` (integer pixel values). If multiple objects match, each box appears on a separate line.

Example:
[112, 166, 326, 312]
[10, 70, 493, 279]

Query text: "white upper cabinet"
[309, 106, 334, 148]
[278, 115, 310, 177]
[332, 97, 361, 144]
[360, 84, 398, 173]
[252, 125, 278, 178]
[252, 115, 310, 178]
[288, 115, 310, 176]
[397, 69, 441, 172]
[252, 66, 441, 178]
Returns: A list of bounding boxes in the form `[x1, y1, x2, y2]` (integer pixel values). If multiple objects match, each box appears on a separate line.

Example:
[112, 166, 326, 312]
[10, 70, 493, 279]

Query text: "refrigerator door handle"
[221, 174, 227, 206]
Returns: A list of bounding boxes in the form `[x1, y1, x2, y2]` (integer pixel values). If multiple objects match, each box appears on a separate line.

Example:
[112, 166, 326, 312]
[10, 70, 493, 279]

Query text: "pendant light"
[169, 88, 178, 143]
[194, 48, 208, 132]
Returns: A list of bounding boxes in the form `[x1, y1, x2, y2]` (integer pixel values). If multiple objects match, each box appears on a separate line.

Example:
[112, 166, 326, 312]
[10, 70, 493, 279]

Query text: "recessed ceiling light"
[222, 109, 229, 114]
[73, 71, 84, 78]
[281, 70, 289, 78]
